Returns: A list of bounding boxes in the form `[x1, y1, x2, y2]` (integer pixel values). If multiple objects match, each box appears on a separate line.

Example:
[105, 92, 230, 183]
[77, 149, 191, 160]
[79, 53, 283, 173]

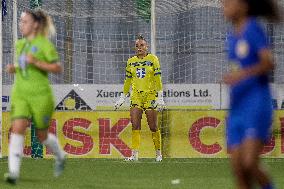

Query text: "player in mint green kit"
[5, 9, 66, 184]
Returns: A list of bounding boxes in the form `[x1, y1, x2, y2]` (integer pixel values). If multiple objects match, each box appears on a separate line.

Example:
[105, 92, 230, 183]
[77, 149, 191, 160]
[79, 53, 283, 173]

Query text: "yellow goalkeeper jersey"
[123, 53, 163, 94]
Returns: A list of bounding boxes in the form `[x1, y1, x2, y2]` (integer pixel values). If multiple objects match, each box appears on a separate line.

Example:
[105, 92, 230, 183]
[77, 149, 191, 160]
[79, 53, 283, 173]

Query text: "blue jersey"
[227, 17, 271, 109]
[226, 18, 273, 149]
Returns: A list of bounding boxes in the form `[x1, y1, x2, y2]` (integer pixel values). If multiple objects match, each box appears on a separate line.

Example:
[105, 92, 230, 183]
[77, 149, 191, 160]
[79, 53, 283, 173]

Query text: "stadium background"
[1, 1, 284, 188]
[1, 0, 284, 159]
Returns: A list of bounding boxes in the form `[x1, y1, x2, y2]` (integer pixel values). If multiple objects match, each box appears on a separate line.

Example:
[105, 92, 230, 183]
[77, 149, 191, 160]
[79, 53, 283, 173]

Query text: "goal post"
[151, 0, 156, 55]
[0, 0, 2, 159]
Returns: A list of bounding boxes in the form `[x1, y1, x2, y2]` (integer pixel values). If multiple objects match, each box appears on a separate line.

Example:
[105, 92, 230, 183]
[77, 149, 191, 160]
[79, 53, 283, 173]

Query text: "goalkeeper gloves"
[156, 91, 165, 112]
[114, 93, 126, 110]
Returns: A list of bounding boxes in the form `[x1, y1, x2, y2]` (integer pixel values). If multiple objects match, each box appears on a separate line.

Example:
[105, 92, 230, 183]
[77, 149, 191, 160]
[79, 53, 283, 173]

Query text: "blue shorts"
[226, 92, 273, 150]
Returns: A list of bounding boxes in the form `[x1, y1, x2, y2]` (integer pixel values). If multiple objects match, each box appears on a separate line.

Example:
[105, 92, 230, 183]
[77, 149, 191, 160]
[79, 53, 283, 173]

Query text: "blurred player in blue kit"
[223, 0, 281, 188]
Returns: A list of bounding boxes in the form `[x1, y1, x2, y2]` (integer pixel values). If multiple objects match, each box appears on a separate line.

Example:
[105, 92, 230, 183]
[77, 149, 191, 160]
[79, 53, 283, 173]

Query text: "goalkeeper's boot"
[155, 150, 162, 162]
[54, 154, 67, 177]
[4, 173, 17, 185]
[125, 150, 138, 161]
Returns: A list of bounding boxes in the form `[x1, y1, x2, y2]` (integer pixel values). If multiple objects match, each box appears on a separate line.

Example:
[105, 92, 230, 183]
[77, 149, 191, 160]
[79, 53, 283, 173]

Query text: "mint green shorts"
[11, 92, 54, 129]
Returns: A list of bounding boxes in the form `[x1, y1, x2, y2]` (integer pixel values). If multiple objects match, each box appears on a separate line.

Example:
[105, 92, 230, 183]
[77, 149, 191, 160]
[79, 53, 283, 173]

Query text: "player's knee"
[12, 119, 29, 134]
[11, 126, 26, 135]
[36, 132, 48, 143]
[131, 123, 141, 130]
[242, 157, 256, 174]
[131, 119, 142, 130]
[37, 136, 47, 143]
[149, 126, 157, 132]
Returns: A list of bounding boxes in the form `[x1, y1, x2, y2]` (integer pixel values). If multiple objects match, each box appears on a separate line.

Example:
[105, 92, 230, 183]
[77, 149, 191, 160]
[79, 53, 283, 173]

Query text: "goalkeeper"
[5, 9, 66, 184]
[115, 35, 165, 162]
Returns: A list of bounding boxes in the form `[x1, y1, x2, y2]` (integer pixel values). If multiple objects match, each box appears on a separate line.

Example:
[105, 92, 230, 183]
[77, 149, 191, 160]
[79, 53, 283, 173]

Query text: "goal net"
[1, 0, 284, 159]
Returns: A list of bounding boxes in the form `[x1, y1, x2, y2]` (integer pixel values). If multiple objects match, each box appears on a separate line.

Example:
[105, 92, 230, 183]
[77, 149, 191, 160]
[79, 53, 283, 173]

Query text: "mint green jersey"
[11, 35, 59, 129]
[13, 35, 59, 95]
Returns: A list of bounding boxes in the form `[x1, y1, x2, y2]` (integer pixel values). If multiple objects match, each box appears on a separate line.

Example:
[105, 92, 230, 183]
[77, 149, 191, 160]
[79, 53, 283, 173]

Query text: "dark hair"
[24, 9, 55, 36]
[243, 0, 281, 22]
[136, 34, 147, 42]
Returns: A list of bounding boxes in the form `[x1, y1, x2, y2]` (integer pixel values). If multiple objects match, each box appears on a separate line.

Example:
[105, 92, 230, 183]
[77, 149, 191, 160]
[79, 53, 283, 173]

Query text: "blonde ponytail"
[26, 9, 56, 37]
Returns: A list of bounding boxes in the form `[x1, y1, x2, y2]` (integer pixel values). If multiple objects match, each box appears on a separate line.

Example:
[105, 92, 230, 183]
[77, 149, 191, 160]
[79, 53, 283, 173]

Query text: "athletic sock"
[8, 133, 24, 178]
[43, 133, 65, 160]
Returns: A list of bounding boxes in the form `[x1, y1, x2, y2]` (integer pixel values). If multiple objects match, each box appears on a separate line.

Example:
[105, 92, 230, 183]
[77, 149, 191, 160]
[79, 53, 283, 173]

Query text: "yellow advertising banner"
[167, 110, 227, 158]
[2, 110, 284, 158]
[2, 111, 157, 158]
[167, 110, 284, 158]
[2, 113, 33, 157]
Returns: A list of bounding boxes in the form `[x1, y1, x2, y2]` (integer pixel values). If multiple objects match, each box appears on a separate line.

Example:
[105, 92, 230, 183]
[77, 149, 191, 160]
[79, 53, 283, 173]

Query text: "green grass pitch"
[0, 158, 283, 189]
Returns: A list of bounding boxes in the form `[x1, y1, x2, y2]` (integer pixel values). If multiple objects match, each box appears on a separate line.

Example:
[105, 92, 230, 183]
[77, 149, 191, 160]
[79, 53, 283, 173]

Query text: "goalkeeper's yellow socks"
[132, 130, 141, 151]
[152, 130, 161, 151]
[125, 130, 140, 161]
[152, 130, 162, 162]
